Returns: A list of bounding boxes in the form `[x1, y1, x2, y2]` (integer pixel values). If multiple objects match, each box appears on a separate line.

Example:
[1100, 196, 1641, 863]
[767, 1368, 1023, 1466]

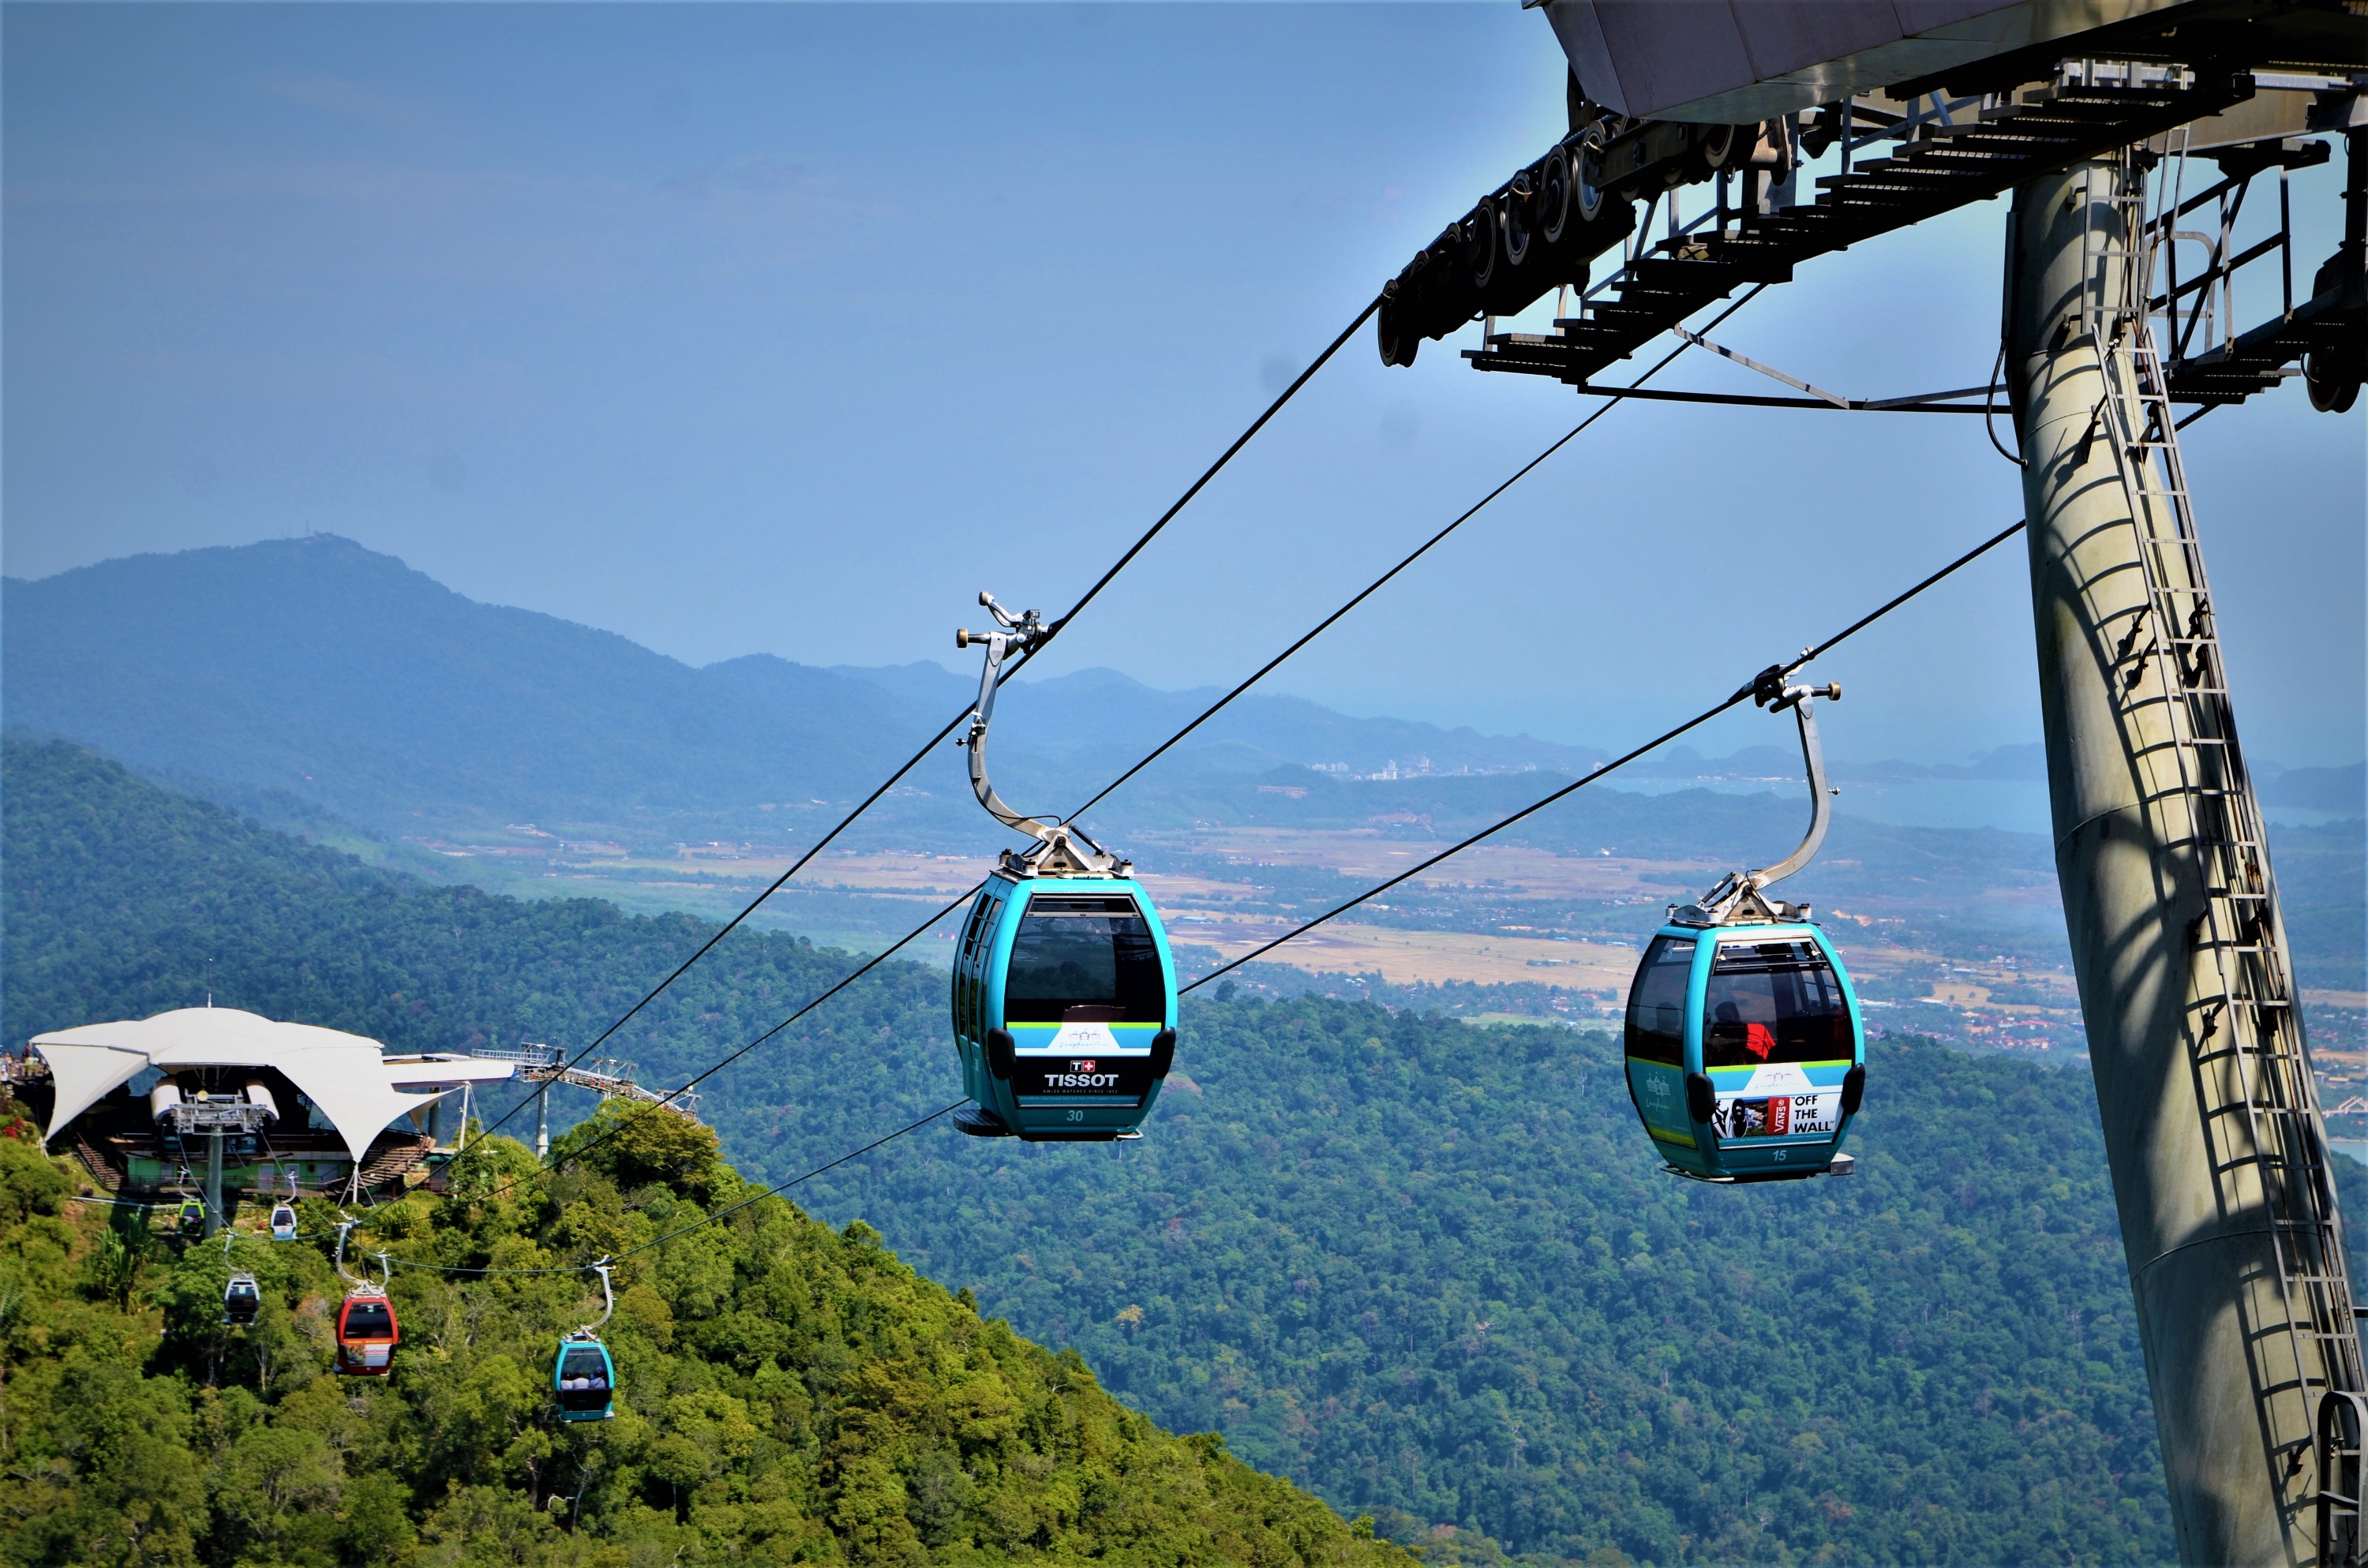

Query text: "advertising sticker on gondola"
[1015, 1054, 1153, 1100]
[1714, 1091, 1842, 1142]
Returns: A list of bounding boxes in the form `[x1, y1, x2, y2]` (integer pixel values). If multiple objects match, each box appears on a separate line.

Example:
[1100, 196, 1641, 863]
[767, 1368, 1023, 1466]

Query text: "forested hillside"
[720, 1020, 2190, 1566]
[0, 1093, 1406, 1566]
[17, 736, 2364, 1563]
[2, 738, 871, 1066]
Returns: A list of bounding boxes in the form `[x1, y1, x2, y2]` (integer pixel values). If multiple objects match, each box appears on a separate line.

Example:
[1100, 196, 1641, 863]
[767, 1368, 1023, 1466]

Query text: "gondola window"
[1624, 936, 1692, 1065]
[1006, 896, 1164, 1023]
[345, 1300, 395, 1338]
[1703, 941, 1853, 1067]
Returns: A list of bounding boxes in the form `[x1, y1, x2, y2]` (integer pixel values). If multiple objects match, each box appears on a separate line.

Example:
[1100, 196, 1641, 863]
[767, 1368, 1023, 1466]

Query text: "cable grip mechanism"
[954, 591, 1130, 878]
[1679, 670, 1842, 926]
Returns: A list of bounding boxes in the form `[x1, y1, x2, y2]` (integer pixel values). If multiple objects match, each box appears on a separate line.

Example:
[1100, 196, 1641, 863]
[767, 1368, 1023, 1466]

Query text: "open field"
[1180, 920, 1642, 990]
[395, 818, 2362, 1068]
[1135, 826, 1703, 901]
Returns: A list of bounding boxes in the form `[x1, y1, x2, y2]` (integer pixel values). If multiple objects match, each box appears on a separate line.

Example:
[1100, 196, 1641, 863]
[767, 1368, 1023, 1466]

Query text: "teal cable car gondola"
[946, 593, 1178, 1142]
[1623, 672, 1866, 1182]
[556, 1338, 616, 1423]
[952, 876, 1179, 1141]
[553, 1259, 618, 1423]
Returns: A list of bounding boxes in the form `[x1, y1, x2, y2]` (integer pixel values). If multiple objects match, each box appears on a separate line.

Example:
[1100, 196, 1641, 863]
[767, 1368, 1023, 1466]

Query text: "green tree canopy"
[0, 1091, 1407, 1568]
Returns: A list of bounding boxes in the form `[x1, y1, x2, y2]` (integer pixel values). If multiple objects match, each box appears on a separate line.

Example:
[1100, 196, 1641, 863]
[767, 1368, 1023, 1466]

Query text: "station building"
[20, 1006, 516, 1209]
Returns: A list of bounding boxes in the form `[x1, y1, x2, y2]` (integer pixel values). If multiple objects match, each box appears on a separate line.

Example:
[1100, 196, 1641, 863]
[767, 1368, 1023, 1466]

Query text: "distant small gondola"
[946, 594, 1178, 1142]
[269, 1202, 298, 1242]
[223, 1271, 262, 1328]
[175, 1196, 206, 1235]
[1622, 672, 1866, 1181]
[553, 1259, 617, 1422]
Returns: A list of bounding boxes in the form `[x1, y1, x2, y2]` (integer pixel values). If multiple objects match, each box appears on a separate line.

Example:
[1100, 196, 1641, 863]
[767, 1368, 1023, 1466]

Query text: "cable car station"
[20, 1006, 517, 1229]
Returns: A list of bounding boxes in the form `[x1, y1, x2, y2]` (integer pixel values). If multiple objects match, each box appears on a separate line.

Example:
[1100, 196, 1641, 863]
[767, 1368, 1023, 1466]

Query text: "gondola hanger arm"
[955, 589, 1128, 878]
[954, 590, 1049, 837]
[1749, 677, 1841, 889]
[1689, 671, 1841, 923]
[333, 1216, 362, 1286]
[579, 1257, 615, 1336]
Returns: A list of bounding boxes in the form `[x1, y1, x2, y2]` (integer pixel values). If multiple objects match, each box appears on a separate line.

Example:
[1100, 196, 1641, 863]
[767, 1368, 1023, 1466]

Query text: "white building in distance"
[28, 1006, 515, 1203]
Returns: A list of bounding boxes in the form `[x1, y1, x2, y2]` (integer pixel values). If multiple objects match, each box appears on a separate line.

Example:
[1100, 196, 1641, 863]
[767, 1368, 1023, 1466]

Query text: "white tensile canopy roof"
[30, 1007, 515, 1166]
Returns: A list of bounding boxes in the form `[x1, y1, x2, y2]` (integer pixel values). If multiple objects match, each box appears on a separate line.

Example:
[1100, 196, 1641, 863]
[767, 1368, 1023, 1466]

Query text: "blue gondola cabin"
[1624, 918, 1866, 1181]
[554, 1335, 616, 1422]
[952, 875, 1178, 1140]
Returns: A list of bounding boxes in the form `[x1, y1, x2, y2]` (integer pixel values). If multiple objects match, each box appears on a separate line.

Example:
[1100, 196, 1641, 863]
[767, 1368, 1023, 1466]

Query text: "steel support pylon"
[2008, 152, 2366, 1568]
[204, 1129, 223, 1240]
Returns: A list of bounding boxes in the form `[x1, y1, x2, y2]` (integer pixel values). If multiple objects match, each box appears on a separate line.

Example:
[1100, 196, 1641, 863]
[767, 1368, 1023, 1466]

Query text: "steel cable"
[476, 295, 1381, 1143]
[493, 290, 1759, 1188]
[1066, 285, 1769, 822]
[438, 515, 2028, 1269]
[1181, 515, 2032, 992]
[375, 1101, 969, 1277]
[479, 885, 983, 1202]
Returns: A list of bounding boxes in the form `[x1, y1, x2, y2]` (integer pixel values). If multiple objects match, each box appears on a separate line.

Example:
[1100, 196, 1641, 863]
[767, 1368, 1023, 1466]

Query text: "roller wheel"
[1693, 123, 1738, 180]
[1465, 202, 1499, 291]
[1535, 148, 1576, 247]
[1574, 125, 1608, 223]
[2305, 251, 2363, 412]
[1377, 294, 1417, 368]
[1501, 179, 1534, 269]
[2305, 346, 2361, 413]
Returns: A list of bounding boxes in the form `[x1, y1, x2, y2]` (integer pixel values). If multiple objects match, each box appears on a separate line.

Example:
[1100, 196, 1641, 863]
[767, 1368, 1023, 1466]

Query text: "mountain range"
[25, 536, 2347, 855]
[2, 537, 1609, 840]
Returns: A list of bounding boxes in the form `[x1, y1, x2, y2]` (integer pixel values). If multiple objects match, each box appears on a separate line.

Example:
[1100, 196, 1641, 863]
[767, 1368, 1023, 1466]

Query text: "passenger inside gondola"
[556, 1342, 614, 1417]
[1702, 940, 1853, 1067]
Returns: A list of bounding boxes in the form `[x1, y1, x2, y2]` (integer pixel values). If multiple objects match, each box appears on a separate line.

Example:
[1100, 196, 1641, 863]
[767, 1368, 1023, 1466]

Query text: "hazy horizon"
[7, 3, 2360, 768]
[19, 531, 2363, 818]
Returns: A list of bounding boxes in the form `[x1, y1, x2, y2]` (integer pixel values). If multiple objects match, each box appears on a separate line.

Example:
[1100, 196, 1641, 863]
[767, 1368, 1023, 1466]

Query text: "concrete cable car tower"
[1377, 5, 2365, 1564]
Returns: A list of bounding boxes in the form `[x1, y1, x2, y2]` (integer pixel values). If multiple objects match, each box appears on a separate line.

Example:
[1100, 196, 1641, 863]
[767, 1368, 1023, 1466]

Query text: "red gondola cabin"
[335, 1286, 399, 1376]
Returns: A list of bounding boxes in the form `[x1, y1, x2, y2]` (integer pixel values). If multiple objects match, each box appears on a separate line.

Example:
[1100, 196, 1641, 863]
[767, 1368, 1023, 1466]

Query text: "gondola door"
[951, 881, 1013, 1119]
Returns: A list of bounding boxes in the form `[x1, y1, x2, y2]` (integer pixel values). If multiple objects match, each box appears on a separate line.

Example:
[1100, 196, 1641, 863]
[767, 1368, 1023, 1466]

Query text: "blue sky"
[6, 2, 2361, 769]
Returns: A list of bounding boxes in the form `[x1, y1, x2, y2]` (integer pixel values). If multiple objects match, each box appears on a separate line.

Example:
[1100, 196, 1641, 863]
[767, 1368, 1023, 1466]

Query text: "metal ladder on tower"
[2084, 141, 2368, 1566]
